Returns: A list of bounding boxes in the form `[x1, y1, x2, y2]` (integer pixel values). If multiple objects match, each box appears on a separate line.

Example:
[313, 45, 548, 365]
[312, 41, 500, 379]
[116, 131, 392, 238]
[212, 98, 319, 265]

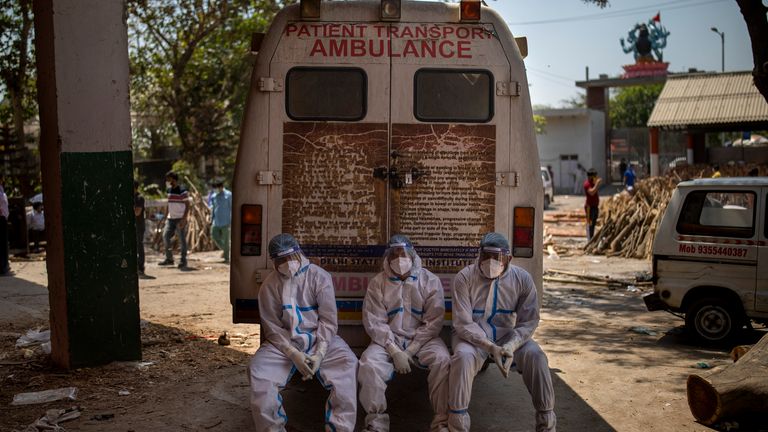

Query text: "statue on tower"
[620, 13, 670, 78]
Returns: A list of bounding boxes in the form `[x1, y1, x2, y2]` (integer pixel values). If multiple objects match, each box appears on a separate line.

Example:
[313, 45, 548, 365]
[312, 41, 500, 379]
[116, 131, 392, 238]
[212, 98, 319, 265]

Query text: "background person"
[583, 168, 601, 241]
[711, 163, 722, 178]
[623, 164, 636, 193]
[26, 202, 45, 253]
[0, 179, 9, 275]
[208, 178, 232, 263]
[358, 234, 450, 432]
[448, 233, 555, 432]
[159, 171, 189, 269]
[134, 181, 148, 278]
[248, 233, 358, 432]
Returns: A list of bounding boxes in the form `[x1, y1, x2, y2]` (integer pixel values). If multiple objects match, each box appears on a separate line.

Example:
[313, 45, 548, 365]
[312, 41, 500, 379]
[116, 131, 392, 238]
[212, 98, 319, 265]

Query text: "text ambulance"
[230, 0, 543, 346]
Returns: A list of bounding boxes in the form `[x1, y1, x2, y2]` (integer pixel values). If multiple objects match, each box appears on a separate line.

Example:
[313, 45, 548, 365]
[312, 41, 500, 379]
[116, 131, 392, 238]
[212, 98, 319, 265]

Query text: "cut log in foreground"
[686, 333, 768, 425]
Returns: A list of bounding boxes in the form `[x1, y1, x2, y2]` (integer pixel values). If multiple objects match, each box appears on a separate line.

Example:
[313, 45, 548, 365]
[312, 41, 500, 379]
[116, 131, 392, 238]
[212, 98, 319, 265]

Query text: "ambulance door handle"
[372, 166, 403, 189]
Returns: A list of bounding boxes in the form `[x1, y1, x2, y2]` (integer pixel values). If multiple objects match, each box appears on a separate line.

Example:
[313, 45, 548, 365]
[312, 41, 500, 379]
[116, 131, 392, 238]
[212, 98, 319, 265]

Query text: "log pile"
[151, 177, 216, 253]
[584, 176, 677, 259]
[585, 163, 764, 259]
[687, 333, 768, 426]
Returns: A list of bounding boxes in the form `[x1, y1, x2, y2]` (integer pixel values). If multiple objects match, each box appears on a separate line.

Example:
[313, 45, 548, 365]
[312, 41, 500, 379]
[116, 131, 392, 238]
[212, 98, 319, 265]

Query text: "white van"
[644, 178, 768, 343]
[230, 0, 543, 346]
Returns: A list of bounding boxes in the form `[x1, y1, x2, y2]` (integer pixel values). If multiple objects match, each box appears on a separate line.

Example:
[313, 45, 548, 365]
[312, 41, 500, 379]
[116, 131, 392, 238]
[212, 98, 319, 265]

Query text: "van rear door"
[388, 22, 510, 285]
[757, 186, 768, 312]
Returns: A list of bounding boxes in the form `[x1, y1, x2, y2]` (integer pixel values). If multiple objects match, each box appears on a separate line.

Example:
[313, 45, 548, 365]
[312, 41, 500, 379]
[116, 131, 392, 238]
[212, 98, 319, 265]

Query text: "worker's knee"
[518, 343, 549, 371]
[433, 350, 451, 368]
[451, 349, 476, 370]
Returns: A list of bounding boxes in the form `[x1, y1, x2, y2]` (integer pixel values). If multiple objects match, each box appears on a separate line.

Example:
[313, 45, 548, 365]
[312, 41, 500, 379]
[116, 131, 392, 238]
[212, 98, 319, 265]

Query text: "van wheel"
[544, 195, 551, 210]
[685, 297, 743, 344]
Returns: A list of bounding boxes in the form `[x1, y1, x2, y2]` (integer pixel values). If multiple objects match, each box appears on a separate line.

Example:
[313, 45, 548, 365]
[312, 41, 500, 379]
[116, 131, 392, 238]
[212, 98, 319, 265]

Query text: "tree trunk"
[10, 0, 33, 148]
[737, 0, 768, 104]
[686, 333, 768, 425]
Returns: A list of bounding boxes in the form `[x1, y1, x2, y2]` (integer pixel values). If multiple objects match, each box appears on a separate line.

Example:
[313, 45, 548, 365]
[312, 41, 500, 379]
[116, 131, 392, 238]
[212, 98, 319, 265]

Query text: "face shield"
[478, 233, 511, 279]
[269, 233, 306, 277]
[383, 235, 418, 277]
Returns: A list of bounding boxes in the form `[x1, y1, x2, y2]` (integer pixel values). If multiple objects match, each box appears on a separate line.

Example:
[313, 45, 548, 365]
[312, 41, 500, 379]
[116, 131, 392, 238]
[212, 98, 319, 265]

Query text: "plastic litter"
[115, 360, 156, 370]
[629, 326, 657, 336]
[546, 245, 560, 260]
[626, 285, 639, 292]
[12, 387, 78, 406]
[694, 362, 711, 369]
[16, 329, 51, 348]
[118, 389, 131, 396]
[24, 406, 81, 431]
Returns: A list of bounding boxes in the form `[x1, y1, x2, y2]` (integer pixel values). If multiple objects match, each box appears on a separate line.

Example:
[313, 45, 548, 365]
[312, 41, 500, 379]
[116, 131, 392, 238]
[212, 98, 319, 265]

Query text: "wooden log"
[686, 333, 768, 425]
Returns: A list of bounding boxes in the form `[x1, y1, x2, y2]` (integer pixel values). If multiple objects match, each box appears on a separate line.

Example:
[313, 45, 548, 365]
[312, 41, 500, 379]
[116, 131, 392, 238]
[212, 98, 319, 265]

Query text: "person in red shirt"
[584, 168, 601, 241]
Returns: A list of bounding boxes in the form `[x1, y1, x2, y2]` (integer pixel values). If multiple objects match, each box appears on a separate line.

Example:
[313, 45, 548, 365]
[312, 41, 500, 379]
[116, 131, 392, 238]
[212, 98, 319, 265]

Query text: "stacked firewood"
[151, 177, 216, 253]
[585, 164, 764, 259]
[584, 176, 677, 259]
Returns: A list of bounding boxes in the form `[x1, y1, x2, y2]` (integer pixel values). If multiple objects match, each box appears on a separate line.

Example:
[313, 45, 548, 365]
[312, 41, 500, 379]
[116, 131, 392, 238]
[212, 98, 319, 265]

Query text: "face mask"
[481, 259, 504, 279]
[278, 260, 301, 277]
[389, 257, 412, 275]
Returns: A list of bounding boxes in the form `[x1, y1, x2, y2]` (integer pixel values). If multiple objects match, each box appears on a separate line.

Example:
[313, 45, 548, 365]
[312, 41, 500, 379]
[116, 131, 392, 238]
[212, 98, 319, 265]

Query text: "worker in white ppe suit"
[358, 234, 450, 432]
[248, 233, 358, 432]
[448, 232, 556, 432]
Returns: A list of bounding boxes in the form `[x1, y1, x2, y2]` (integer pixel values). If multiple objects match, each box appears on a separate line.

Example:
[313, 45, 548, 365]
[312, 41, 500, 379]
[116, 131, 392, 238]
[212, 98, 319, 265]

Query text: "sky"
[491, 0, 754, 108]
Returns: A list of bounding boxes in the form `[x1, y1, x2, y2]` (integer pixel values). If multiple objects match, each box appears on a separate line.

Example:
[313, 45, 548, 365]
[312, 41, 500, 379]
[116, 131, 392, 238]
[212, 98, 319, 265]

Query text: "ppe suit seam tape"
[487, 282, 499, 342]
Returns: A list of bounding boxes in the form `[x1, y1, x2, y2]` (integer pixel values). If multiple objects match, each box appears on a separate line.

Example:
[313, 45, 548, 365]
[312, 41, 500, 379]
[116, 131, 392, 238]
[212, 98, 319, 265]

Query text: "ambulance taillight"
[241, 205, 263, 256]
[380, 0, 400, 21]
[300, 0, 321, 19]
[460, 0, 481, 21]
[513, 207, 534, 258]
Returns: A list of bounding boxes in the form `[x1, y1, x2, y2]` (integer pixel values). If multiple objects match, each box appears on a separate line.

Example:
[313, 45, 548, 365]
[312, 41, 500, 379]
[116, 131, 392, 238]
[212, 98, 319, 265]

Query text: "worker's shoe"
[535, 410, 556, 432]
[158, 259, 174, 266]
[177, 261, 188, 269]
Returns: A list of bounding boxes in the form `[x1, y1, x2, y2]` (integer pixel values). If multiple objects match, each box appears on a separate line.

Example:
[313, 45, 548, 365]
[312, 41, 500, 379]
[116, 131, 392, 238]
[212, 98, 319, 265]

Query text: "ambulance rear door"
[270, 20, 392, 328]
[387, 21, 516, 304]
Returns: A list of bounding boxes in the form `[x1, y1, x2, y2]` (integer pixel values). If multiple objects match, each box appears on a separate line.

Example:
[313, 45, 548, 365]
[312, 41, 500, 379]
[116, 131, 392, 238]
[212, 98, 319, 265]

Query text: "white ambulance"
[644, 178, 768, 344]
[230, 0, 543, 346]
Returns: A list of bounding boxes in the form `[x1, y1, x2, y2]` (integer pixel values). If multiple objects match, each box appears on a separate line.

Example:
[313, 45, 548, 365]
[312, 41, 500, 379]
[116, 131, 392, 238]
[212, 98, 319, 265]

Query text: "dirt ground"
[1, 195, 766, 432]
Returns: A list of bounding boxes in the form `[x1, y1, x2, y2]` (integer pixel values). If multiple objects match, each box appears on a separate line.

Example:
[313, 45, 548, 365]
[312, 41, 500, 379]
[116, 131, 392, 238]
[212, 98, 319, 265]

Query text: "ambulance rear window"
[414, 69, 493, 123]
[286, 68, 366, 121]
[676, 191, 756, 238]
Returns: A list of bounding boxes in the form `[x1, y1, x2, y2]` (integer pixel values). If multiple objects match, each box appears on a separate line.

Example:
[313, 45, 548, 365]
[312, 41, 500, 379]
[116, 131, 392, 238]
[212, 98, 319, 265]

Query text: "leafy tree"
[609, 84, 662, 128]
[127, 0, 284, 168]
[736, 0, 768, 104]
[560, 92, 586, 108]
[0, 0, 35, 147]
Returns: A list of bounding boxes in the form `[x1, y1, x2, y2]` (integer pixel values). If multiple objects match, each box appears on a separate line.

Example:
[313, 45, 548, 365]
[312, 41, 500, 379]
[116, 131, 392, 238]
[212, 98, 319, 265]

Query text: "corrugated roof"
[647, 71, 768, 127]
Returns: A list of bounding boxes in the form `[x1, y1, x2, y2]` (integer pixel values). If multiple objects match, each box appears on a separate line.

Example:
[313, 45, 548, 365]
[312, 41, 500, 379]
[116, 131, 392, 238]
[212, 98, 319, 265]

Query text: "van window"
[677, 191, 756, 238]
[414, 69, 493, 122]
[286, 68, 366, 121]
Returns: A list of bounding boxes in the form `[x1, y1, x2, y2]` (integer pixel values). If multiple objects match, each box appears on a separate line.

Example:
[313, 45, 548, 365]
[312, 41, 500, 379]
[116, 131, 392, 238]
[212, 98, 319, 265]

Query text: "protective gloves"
[387, 343, 412, 374]
[501, 335, 523, 358]
[305, 341, 328, 379]
[286, 346, 313, 380]
[404, 341, 422, 366]
[489, 344, 512, 379]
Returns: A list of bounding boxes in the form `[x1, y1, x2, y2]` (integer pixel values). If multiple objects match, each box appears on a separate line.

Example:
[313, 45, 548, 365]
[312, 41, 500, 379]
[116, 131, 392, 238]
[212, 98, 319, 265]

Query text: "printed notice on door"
[391, 124, 495, 272]
[282, 122, 388, 273]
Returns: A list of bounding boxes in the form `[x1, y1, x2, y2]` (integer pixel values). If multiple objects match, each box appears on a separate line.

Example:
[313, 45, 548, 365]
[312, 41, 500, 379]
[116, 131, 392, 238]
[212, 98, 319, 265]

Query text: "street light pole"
[711, 27, 724, 72]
